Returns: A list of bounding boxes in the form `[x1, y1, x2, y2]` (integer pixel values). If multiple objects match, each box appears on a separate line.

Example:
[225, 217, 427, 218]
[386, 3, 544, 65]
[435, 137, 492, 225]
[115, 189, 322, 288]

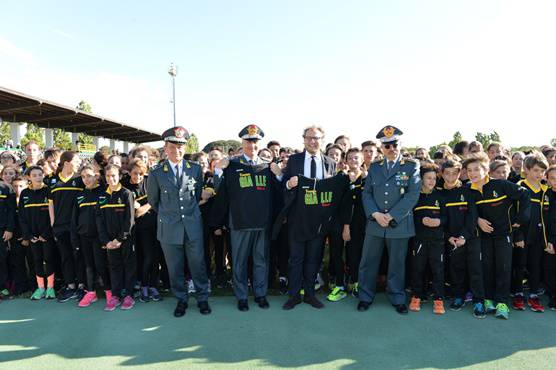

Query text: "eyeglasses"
[304, 136, 323, 142]
[383, 143, 398, 150]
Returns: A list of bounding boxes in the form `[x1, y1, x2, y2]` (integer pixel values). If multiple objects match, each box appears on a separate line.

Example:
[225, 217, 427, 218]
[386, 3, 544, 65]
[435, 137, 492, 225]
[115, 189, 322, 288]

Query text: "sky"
[1, 0, 555, 150]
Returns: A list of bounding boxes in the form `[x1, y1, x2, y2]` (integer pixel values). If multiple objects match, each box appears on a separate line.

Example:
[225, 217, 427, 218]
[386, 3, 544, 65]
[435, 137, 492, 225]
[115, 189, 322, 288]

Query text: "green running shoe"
[45, 287, 56, 299]
[495, 303, 510, 320]
[30, 288, 46, 300]
[327, 287, 347, 302]
[484, 299, 496, 314]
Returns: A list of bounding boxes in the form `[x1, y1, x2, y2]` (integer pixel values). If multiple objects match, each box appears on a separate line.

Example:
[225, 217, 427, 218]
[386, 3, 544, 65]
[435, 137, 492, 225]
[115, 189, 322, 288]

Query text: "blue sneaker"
[450, 298, 464, 311]
[473, 302, 486, 319]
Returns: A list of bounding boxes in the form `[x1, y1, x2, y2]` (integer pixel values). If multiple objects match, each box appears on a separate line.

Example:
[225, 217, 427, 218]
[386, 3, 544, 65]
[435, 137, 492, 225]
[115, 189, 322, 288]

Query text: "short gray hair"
[302, 125, 325, 138]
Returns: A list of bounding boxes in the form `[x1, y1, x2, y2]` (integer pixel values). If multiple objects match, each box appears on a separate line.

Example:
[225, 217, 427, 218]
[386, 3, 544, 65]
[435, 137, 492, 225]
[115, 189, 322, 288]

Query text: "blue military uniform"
[147, 126, 210, 311]
[358, 126, 421, 310]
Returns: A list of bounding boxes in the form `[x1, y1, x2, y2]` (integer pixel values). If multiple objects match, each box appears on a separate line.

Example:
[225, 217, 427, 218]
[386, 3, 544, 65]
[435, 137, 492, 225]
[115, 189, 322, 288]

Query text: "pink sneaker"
[120, 295, 135, 310]
[78, 291, 98, 307]
[104, 296, 121, 311]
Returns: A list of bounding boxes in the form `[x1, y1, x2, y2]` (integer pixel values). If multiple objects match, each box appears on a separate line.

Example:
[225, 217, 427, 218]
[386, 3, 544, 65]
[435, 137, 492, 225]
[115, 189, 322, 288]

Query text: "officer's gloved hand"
[388, 219, 398, 228]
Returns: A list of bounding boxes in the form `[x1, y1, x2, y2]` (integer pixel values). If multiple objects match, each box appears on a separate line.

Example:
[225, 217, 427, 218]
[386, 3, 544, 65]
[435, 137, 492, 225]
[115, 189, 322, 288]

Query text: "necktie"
[175, 164, 181, 185]
[310, 155, 317, 178]
[388, 161, 393, 172]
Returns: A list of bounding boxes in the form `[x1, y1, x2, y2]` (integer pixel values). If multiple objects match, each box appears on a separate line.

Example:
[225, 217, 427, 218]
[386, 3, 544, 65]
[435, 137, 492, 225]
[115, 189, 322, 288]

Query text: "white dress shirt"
[304, 151, 324, 179]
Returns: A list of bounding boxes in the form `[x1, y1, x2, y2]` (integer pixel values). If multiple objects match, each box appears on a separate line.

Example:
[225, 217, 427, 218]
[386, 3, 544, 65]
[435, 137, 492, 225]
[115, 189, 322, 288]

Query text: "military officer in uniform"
[147, 126, 211, 317]
[213, 125, 282, 311]
[357, 125, 421, 314]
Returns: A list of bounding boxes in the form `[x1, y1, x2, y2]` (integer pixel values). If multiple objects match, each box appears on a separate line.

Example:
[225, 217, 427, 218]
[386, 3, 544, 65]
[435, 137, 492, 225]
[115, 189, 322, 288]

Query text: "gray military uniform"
[358, 156, 421, 305]
[147, 159, 209, 303]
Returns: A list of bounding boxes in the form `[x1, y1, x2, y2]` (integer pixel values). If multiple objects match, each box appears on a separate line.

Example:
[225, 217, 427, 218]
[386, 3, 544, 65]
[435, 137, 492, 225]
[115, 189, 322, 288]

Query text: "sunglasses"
[383, 143, 398, 150]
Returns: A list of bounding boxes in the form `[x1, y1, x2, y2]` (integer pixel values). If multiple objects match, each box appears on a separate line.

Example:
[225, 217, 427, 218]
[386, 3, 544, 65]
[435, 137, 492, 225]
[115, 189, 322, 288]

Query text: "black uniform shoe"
[238, 299, 249, 312]
[282, 295, 302, 310]
[255, 296, 270, 309]
[357, 301, 372, 312]
[303, 295, 324, 309]
[394, 304, 408, 314]
[57, 287, 77, 303]
[198, 301, 212, 315]
[174, 301, 188, 317]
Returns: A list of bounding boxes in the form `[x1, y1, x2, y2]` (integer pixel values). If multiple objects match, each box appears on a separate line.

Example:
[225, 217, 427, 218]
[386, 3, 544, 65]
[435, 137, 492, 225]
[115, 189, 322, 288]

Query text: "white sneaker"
[315, 273, 324, 291]
[187, 279, 196, 294]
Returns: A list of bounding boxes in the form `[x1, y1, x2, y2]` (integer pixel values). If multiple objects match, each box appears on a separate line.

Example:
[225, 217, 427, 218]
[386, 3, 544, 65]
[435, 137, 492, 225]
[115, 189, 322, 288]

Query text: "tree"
[475, 131, 502, 149]
[448, 131, 463, 149]
[21, 123, 45, 148]
[202, 139, 241, 153]
[76, 100, 95, 145]
[0, 123, 11, 146]
[53, 129, 72, 150]
[185, 133, 199, 154]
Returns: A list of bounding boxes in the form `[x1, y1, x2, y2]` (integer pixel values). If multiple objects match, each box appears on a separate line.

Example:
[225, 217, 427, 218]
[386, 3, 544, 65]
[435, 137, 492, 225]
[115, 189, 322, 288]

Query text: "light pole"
[168, 63, 178, 127]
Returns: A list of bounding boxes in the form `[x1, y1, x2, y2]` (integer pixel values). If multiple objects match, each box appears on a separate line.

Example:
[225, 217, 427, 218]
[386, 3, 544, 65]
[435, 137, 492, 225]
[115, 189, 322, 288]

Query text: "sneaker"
[279, 277, 288, 295]
[30, 288, 45, 300]
[549, 298, 556, 311]
[495, 303, 510, 319]
[537, 288, 546, 296]
[464, 291, 473, 304]
[104, 296, 121, 311]
[121, 295, 135, 310]
[484, 299, 496, 314]
[449, 298, 464, 311]
[315, 273, 324, 291]
[45, 287, 56, 299]
[433, 299, 445, 315]
[528, 296, 545, 313]
[0, 288, 11, 298]
[140, 287, 150, 303]
[512, 295, 525, 311]
[187, 280, 196, 294]
[75, 287, 86, 301]
[149, 287, 162, 302]
[409, 296, 421, 312]
[473, 302, 487, 319]
[78, 291, 98, 307]
[351, 282, 359, 298]
[58, 287, 77, 303]
[327, 287, 347, 302]
[300, 289, 305, 296]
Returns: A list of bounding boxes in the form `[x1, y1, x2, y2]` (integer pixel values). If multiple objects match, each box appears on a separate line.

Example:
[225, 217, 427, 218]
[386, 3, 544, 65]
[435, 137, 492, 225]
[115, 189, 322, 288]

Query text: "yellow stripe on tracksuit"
[100, 204, 125, 209]
[51, 187, 84, 193]
[445, 202, 467, 207]
[79, 202, 97, 208]
[24, 203, 49, 208]
[414, 206, 440, 211]
[476, 195, 508, 205]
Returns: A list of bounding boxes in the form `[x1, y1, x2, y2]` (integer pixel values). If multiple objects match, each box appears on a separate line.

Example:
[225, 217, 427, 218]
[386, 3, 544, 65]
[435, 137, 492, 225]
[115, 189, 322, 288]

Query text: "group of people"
[1, 123, 556, 321]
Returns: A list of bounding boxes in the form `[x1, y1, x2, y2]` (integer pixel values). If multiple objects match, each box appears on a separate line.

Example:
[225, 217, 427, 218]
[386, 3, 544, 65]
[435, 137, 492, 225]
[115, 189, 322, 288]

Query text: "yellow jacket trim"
[51, 187, 84, 193]
[24, 202, 49, 208]
[476, 195, 508, 205]
[100, 203, 125, 209]
[445, 201, 467, 207]
[414, 206, 440, 211]
[79, 202, 97, 208]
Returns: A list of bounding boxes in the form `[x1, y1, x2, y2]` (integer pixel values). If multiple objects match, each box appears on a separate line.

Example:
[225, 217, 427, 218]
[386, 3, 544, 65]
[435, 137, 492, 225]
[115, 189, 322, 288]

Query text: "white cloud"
[0, 37, 34, 66]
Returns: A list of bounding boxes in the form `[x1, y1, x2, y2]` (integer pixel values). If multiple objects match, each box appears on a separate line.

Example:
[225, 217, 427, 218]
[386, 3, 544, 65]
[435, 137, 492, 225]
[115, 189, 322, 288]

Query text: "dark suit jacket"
[282, 150, 337, 186]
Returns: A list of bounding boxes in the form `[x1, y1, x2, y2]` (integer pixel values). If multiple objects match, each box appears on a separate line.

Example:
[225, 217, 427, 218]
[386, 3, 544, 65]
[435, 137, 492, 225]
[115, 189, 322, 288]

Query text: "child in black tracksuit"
[511, 153, 550, 312]
[71, 164, 111, 308]
[96, 164, 136, 311]
[19, 166, 56, 300]
[464, 152, 530, 320]
[439, 160, 486, 318]
[0, 176, 16, 300]
[409, 164, 447, 315]
[544, 165, 556, 309]
[340, 148, 366, 297]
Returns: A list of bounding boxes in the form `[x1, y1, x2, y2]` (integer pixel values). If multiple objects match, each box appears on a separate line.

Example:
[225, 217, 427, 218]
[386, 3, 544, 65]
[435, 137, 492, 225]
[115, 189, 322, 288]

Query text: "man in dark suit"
[147, 126, 211, 317]
[280, 125, 337, 310]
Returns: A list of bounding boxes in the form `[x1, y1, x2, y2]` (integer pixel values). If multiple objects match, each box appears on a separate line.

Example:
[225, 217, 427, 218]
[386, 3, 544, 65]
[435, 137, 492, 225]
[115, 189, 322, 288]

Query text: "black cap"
[376, 125, 403, 143]
[238, 124, 264, 141]
[162, 126, 190, 144]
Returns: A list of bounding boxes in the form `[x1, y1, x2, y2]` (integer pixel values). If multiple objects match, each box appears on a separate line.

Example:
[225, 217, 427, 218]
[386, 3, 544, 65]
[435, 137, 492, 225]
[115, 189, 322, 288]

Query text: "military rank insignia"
[320, 191, 333, 207]
[255, 175, 267, 190]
